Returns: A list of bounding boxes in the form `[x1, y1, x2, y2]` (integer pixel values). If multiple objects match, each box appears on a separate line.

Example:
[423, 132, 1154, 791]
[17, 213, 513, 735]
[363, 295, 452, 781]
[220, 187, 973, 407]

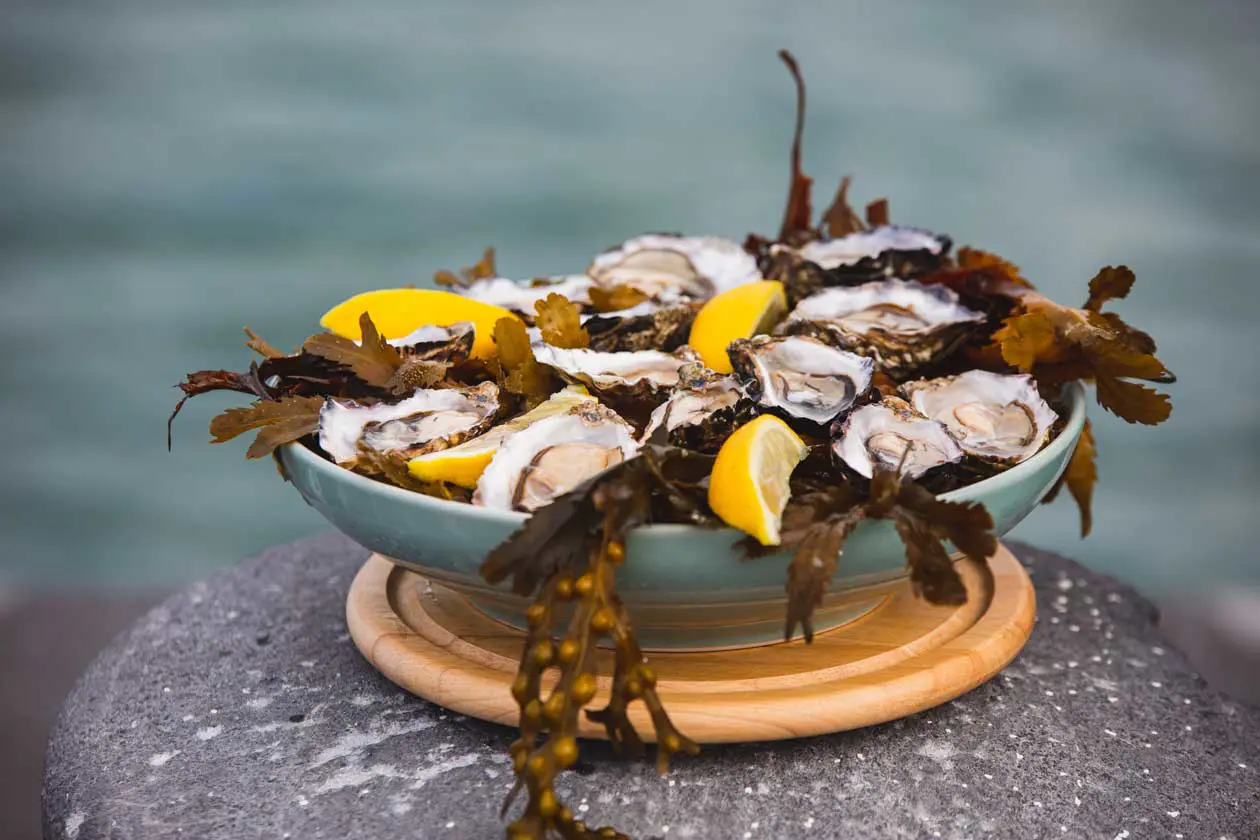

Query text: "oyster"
[834, 396, 963, 479]
[641, 362, 748, 452]
[318, 381, 500, 465]
[901, 370, 1058, 465]
[588, 234, 761, 302]
[584, 302, 699, 353]
[728, 335, 874, 426]
[794, 225, 950, 282]
[785, 279, 985, 377]
[531, 344, 690, 396]
[474, 402, 639, 511]
[455, 275, 593, 315]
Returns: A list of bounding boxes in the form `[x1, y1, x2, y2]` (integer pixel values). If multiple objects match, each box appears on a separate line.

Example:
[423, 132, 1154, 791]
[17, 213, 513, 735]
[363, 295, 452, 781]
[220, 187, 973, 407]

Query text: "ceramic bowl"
[280, 384, 1084, 650]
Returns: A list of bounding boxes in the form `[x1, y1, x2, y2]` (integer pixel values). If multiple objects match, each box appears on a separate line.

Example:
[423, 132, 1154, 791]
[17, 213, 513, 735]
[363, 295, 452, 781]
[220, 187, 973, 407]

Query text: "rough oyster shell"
[531, 344, 690, 394]
[901, 370, 1058, 465]
[641, 362, 749, 452]
[728, 335, 874, 426]
[588, 234, 761, 302]
[795, 225, 951, 282]
[318, 381, 500, 465]
[455, 275, 593, 315]
[833, 396, 963, 479]
[784, 279, 985, 377]
[474, 402, 639, 511]
[584, 302, 699, 353]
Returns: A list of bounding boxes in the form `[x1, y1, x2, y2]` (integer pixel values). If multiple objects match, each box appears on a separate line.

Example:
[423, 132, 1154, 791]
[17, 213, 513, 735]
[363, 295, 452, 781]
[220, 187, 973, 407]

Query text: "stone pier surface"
[42, 534, 1259, 839]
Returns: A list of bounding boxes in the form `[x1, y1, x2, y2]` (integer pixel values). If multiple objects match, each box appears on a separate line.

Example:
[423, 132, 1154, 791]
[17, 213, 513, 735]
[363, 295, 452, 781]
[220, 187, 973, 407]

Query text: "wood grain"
[346, 544, 1036, 743]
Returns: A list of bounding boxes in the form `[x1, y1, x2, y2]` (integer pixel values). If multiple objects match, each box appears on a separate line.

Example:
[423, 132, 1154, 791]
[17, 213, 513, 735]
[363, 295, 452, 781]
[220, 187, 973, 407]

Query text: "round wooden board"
[346, 544, 1036, 744]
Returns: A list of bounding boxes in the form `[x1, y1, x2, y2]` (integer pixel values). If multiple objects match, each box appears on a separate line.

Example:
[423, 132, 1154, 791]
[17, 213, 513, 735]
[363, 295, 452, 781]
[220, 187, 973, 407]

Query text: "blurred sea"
[2, 0, 1258, 595]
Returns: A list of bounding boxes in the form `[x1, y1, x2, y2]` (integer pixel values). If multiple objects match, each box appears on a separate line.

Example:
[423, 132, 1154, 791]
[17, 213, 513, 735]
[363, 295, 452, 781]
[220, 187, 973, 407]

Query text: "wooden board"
[346, 544, 1036, 744]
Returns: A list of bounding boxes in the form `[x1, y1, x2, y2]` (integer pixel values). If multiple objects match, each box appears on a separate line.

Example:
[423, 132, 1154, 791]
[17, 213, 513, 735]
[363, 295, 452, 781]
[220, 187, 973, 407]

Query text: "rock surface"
[42, 534, 1260, 839]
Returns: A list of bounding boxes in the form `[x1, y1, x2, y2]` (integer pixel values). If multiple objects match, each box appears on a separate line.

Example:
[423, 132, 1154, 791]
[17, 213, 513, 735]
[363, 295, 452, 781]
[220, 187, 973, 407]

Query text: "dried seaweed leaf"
[1084, 265, 1135, 312]
[243, 327, 285, 359]
[303, 313, 403, 388]
[1044, 419, 1097, 537]
[589, 284, 649, 313]
[434, 247, 497, 289]
[956, 247, 1032, 288]
[776, 50, 814, 243]
[865, 198, 890, 228]
[207, 396, 323, 459]
[821, 176, 864, 238]
[492, 317, 556, 408]
[534, 293, 590, 349]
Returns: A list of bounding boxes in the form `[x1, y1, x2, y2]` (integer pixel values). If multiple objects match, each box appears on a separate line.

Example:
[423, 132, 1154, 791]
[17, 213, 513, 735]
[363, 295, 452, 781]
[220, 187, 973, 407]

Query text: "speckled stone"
[42, 534, 1260, 840]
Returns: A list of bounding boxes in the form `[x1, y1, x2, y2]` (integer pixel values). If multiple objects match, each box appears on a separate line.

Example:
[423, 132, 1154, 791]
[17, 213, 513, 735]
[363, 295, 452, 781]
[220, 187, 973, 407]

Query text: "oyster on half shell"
[785, 279, 985, 377]
[641, 362, 748, 452]
[318, 381, 500, 465]
[901, 370, 1058, 465]
[795, 225, 951, 282]
[588, 234, 761, 302]
[474, 402, 639, 511]
[531, 344, 691, 398]
[728, 335, 874, 426]
[834, 396, 963, 479]
[455, 275, 593, 316]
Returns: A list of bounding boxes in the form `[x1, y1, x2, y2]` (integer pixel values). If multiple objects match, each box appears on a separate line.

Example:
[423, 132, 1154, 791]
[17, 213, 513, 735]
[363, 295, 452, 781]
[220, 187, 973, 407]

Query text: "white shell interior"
[796, 226, 946, 269]
[588, 234, 761, 300]
[474, 408, 640, 511]
[642, 376, 743, 440]
[456, 275, 593, 313]
[834, 401, 963, 479]
[789, 279, 985, 335]
[531, 344, 686, 389]
[904, 370, 1058, 463]
[318, 385, 499, 464]
[739, 336, 875, 425]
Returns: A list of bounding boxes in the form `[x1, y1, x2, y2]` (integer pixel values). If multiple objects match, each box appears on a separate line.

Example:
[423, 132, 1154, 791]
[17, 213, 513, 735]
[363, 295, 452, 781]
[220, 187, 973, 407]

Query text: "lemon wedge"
[689, 280, 788, 374]
[408, 386, 593, 488]
[319, 288, 520, 360]
[707, 414, 808, 546]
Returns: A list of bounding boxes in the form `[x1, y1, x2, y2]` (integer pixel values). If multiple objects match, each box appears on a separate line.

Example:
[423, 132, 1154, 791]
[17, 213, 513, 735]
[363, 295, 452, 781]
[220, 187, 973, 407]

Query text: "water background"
[3, 0, 1258, 596]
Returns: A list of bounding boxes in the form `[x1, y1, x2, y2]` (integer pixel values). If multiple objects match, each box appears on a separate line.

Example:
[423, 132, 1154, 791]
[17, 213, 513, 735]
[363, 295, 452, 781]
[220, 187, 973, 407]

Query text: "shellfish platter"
[171, 51, 1174, 840]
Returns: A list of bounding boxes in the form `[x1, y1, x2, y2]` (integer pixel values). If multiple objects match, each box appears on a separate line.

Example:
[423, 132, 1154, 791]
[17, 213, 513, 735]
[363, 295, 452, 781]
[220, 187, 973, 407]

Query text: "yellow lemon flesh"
[689, 280, 788, 374]
[408, 386, 593, 488]
[707, 414, 808, 546]
[319, 288, 519, 359]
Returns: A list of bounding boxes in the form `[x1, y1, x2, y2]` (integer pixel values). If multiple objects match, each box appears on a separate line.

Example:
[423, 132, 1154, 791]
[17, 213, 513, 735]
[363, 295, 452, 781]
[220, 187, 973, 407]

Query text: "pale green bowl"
[280, 384, 1084, 650]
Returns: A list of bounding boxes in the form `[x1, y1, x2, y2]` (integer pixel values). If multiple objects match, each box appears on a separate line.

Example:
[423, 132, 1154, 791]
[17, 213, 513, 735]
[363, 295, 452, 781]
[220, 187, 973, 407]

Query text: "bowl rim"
[281, 381, 1087, 533]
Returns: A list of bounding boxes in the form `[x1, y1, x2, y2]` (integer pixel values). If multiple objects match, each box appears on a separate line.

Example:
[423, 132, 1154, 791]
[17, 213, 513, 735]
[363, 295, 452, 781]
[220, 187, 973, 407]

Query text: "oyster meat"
[785, 279, 985, 376]
[474, 402, 640, 511]
[588, 234, 761, 302]
[834, 396, 963, 479]
[901, 370, 1058, 465]
[456, 275, 593, 315]
[728, 335, 874, 426]
[641, 362, 748, 451]
[318, 381, 500, 465]
[794, 225, 951, 282]
[531, 344, 690, 396]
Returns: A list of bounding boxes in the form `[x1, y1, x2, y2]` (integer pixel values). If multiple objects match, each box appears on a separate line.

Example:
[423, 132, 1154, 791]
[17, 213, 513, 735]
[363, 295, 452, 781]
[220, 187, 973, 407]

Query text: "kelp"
[434, 246, 498, 290]
[481, 448, 710, 840]
[534, 294, 590, 349]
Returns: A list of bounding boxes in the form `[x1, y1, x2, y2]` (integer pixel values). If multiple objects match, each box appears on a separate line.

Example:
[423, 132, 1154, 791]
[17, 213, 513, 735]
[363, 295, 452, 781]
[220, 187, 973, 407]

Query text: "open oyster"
[834, 396, 963, 479]
[588, 234, 761, 302]
[584, 302, 699, 352]
[728, 335, 874, 426]
[474, 402, 639, 511]
[318, 381, 500, 465]
[641, 362, 749, 452]
[901, 370, 1058, 465]
[455, 275, 593, 315]
[531, 344, 690, 397]
[795, 225, 951, 282]
[785, 279, 985, 377]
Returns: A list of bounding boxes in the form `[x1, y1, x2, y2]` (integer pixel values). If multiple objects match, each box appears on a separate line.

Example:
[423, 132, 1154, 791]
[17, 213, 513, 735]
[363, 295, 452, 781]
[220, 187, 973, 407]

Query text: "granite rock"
[42, 534, 1260, 839]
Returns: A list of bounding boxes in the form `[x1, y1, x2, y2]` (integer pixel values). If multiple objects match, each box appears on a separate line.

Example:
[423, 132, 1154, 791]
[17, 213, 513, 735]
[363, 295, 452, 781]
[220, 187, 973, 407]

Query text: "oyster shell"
[474, 402, 639, 511]
[728, 335, 874, 426]
[795, 225, 951, 282]
[584, 302, 699, 353]
[641, 362, 748, 452]
[833, 396, 963, 479]
[588, 234, 761, 302]
[531, 344, 690, 395]
[318, 381, 500, 465]
[901, 370, 1058, 465]
[784, 279, 985, 377]
[456, 275, 592, 315]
